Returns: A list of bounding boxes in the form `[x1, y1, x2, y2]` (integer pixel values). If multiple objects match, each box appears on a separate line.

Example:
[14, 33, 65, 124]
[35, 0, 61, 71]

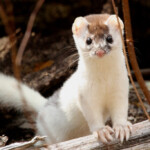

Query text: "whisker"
[68, 58, 79, 68]
[59, 46, 77, 58]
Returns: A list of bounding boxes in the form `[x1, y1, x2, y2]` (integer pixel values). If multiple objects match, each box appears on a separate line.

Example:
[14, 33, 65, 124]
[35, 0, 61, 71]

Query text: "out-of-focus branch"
[0, 136, 46, 150]
[111, 0, 150, 120]
[16, 0, 45, 66]
[122, 0, 150, 105]
[131, 68, 150, 79]
[0, 0, 35, 125]
[0, 0, 17, 74]
[0, 0, 45, 125]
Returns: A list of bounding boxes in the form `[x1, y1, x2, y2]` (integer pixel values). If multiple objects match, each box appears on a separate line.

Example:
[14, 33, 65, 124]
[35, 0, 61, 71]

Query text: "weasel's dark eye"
[86, 37, 92, 45]
[106, 35, 113, 43]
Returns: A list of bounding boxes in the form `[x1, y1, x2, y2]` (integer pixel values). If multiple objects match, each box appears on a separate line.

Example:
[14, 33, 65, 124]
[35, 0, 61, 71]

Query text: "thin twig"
[0, 0, 35, 126]
[122, 0, 150, 104]
[0, 0, 45, 126]
[14, 0, 45, 123]
[16, 0, 45, 66]
[0, 136, 46, 150]
[0, 0, 17, 71]
[111, 0, 150, 120]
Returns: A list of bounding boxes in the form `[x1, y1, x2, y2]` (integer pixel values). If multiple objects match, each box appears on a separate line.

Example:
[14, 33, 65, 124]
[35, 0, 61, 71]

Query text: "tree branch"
[48, 120, 150, 150]
[111, 0, 150, 120]
[122, 0, 150, 105]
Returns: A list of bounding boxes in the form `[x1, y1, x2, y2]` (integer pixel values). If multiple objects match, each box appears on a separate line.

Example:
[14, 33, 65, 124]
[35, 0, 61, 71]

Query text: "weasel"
[0, 14, 132, 144]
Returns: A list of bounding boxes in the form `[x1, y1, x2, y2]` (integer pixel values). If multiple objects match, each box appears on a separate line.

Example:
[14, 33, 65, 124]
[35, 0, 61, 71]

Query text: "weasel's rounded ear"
[105, 15, 124, 30]
[72, 17, 88, 35]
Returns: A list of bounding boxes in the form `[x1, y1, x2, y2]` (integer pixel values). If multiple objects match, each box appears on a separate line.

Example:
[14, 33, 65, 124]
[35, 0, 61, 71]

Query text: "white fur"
[37, 15, 129, 144]
[0, 14, 129, 144]
[0, 73, 46, 112]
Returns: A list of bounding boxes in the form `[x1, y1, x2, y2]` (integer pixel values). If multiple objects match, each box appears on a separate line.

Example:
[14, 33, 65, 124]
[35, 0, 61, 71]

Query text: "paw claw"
[115, 128, 119, 139]
[124, 126, 130, 141]
[93, 126, 114, 143]
[127, 122, 132, 133]
[100, 135, 108, 143]
[113, 121, 132, 143]
[106, 126, 114, 134]
[120, 128, 124, 143]
[105, 132, 113, 141]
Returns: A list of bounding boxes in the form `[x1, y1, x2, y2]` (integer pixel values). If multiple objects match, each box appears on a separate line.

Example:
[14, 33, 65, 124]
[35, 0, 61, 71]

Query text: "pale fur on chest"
[78, 50, 127, 98]
[43, 14, 130, 141]
[59, 48, 128, 126]
[0, 14, 131, 144]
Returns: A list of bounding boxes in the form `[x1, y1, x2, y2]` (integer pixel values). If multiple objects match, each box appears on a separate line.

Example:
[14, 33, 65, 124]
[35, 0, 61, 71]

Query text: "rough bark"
[48, 120, 150, 150]
[1, 120, 150, 150]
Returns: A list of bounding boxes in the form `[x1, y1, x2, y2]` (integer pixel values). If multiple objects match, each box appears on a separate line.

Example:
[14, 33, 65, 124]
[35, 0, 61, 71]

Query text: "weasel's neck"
[77, 49, 124, 77]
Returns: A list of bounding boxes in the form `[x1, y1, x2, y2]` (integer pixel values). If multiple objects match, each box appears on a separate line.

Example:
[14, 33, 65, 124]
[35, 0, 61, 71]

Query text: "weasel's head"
[72, 14, 124, 59]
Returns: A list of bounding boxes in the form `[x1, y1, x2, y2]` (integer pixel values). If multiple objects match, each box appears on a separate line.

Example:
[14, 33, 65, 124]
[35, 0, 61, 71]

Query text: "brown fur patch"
[85, 14, 110, 38]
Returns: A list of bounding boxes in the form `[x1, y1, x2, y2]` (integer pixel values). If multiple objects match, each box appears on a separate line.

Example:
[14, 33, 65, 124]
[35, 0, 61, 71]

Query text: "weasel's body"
[0, 14, 131, 144]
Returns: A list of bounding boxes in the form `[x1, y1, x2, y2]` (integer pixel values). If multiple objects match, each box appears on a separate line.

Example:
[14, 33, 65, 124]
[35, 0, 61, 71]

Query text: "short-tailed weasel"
[0, 14, 132, 144]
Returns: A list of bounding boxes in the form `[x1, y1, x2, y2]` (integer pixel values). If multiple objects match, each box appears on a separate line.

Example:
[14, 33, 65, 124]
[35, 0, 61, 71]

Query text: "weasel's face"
[72, 14, 124, 59]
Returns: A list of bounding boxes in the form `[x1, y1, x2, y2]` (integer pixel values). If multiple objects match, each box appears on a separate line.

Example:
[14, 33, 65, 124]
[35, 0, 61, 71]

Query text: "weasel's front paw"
[113, 121, 132, 143]
[93, 126, 114, 143]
